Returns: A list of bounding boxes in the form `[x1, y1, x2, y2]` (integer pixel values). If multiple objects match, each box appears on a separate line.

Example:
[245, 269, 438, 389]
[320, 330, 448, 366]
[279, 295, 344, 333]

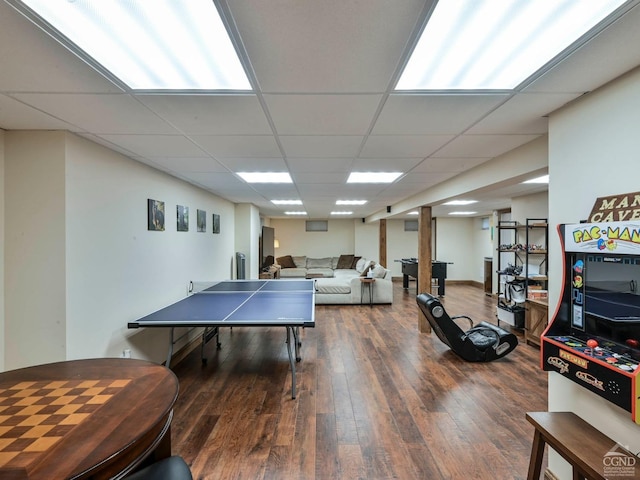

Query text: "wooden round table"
[0, 358, 179, 480]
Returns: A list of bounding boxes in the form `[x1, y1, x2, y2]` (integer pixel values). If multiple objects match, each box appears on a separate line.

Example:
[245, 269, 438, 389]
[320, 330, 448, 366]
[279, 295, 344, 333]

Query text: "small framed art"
[147, 199, 165, 231]
[197, 209, 206, 232]
[177, 205, 189, 232]
[212, 213, 220, 234]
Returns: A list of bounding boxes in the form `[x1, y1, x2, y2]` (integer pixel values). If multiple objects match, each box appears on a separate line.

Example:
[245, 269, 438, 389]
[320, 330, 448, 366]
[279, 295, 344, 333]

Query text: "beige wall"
[548, 66, 640, 478]
[3, 131, 237, 369]
[0, 130, 4, 371]
[5, 131, 67, 369]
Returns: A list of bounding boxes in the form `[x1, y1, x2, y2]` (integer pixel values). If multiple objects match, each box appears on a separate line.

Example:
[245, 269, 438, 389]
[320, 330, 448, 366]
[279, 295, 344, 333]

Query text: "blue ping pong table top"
[585, 290, 640, 322]
[128, 279, 315, 328]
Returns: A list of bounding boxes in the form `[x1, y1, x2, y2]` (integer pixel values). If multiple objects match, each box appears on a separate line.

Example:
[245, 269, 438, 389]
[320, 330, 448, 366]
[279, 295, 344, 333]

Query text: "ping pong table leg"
[166, 328, 175, 368]
[286, 326, 297, 399]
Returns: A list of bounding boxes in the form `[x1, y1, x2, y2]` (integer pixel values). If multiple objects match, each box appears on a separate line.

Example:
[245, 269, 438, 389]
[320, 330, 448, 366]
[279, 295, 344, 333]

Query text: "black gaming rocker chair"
[416, 292, 518, 362]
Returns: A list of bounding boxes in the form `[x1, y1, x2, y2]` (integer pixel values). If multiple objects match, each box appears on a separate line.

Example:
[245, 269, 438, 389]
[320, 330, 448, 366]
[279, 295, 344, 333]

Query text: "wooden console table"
[0, 358, 179, 480]
[525, 299, 548, 347]
[526, 411, 638, 480]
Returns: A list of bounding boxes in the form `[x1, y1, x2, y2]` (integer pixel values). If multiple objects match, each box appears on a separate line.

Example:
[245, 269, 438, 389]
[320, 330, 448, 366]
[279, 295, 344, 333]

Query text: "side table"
[360, 277, 376, 307]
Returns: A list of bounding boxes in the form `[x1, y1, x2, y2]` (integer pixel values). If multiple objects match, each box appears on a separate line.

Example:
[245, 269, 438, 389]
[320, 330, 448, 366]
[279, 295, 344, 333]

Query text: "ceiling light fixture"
[237, 172, 292, 183]
[284, 211, 307, 216]
[523, 175, 549, 184]
[15, 0, 251, 90]
[331, 211, 353, 215]
[347, 172, 402, 183]
[443, 200, 478, 206]
[396, 0, 626, 90]
[449, 211, 478, 216]
[336, 200, 367, 205]
[272, 200, 303, 205]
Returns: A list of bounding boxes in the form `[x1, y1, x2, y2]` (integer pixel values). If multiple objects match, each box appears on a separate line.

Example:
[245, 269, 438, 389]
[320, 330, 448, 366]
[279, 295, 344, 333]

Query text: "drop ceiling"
[1, 0, 640, 219]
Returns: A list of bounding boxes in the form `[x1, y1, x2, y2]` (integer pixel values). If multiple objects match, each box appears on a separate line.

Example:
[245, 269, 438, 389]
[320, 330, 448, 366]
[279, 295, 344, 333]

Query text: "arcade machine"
[541, 221, 640, 424]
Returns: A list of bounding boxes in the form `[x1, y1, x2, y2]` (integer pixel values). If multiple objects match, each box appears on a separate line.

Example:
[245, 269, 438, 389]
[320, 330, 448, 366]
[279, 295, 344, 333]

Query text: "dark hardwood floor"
[170, 281, 548, 480]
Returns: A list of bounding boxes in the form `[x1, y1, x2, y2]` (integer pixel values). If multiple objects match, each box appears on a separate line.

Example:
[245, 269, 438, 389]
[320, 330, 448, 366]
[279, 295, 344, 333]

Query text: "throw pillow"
[359, 261, 375, 276]
[276, 255, 296, 269]
[372, 263, 387, 278]
[352, 256, 363, 270]
[292, 255, 307, 268]
[336, 254, 354, 269]
[307, 257, 333, 268]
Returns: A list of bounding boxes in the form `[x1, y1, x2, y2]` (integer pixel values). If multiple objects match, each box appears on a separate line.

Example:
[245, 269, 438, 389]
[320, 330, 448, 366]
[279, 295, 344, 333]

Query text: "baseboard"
[391, 277, 484, 290]
[165, 331, 203, 366]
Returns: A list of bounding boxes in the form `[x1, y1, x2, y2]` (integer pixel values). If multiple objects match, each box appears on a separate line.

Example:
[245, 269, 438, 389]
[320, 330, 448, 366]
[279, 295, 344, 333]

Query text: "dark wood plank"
[171, 281, 548, 479]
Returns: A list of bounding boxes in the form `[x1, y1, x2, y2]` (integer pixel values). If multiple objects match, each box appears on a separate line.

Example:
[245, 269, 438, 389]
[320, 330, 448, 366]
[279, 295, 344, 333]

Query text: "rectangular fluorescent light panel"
[336, 200, 367, 205]
[331, 211, 353, 215]
[272, 200, 302, 205]
[396, 0, 626, 90]
[443, 200, 478, 206]
[237, 172, 292, 183]
[449, 211, 477, 216]
[18, 0, 251, 90]
[347, 172, 402, 183]
[285, 211, 307, 216]
[523, 175, 549, 184]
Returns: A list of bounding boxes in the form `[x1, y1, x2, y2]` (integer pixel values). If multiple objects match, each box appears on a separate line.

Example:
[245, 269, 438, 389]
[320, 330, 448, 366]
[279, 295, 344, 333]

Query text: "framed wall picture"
[177, 205, 189, 231]
[147, 199, 165, 231]
[197, 209, 206, 232]
[212, 213, 220, 234]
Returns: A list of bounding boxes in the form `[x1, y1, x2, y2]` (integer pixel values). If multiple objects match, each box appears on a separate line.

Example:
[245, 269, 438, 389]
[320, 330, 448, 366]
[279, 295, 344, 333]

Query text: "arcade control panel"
[543, 335, 640, 422]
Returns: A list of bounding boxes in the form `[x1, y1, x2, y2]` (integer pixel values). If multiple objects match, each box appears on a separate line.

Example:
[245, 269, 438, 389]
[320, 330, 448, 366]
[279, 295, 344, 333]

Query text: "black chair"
[126, 456, 193, 480]
[416, 292, 518, 362]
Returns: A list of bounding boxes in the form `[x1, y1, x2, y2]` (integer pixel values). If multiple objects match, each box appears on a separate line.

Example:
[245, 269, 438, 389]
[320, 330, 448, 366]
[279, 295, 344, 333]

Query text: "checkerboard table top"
[0, 379, 130, 472]
[0, 358, 178, 480]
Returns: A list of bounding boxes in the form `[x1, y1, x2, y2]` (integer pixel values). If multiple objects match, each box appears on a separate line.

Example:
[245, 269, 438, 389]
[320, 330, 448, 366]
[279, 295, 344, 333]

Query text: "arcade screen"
[576, 254, 640, 360]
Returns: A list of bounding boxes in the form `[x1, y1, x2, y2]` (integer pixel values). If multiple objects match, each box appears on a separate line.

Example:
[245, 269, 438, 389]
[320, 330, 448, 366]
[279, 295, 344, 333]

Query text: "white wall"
[354, 221, 380, 263]
[4, 131, 237, 369]
[435, 217, 476, 281]
[387, 219, 419, 277]
[235, 203, 260, 279]
[271, 216, 491, 282]
[548, 66, 640, 478]
[270, 219, 356, 258]
[0, 130, 4, 371]
[5, 131, 67, 369]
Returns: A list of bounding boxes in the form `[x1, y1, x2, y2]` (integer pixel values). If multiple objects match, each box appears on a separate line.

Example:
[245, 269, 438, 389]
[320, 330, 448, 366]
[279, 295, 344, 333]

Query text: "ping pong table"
[128, 279, 315, 399]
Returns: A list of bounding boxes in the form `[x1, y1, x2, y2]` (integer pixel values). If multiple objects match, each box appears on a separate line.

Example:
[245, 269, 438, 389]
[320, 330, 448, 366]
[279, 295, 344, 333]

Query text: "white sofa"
[275, 255, 393, 304]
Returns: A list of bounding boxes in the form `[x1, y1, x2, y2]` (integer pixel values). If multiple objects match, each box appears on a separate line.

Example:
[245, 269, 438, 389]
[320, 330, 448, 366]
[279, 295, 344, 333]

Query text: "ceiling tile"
[351, 157, 423, 171]
[229, 0, 430, 92]
[372, 94, 509, 135]
[467, 93, 582, 135]
[13, 93, 178, 134]
[215, 157, 287, 171]
[279, 136, 364, 157]
[192, 135, 282, 157]
[97, 134, 208, 157]
[0, 94, 77, 130]
[138, 94, 273, 135]
[264, 94, 382, 135]
[286, 157, 354, 173]
[146, 157, 229, 173]
[412, 157, 490, 173]
[292, 172, 349, 184]
[360, 135, 454, 158]
[436, 134, 541, 158]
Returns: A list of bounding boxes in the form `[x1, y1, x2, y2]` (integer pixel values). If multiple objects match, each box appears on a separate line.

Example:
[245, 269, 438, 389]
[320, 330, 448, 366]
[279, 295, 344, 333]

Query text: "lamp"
[274, 239, 280, 249]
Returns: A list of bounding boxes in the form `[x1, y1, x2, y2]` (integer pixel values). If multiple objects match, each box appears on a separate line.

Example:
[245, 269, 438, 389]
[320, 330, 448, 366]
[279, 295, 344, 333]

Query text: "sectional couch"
[275, 254, 393, 304]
